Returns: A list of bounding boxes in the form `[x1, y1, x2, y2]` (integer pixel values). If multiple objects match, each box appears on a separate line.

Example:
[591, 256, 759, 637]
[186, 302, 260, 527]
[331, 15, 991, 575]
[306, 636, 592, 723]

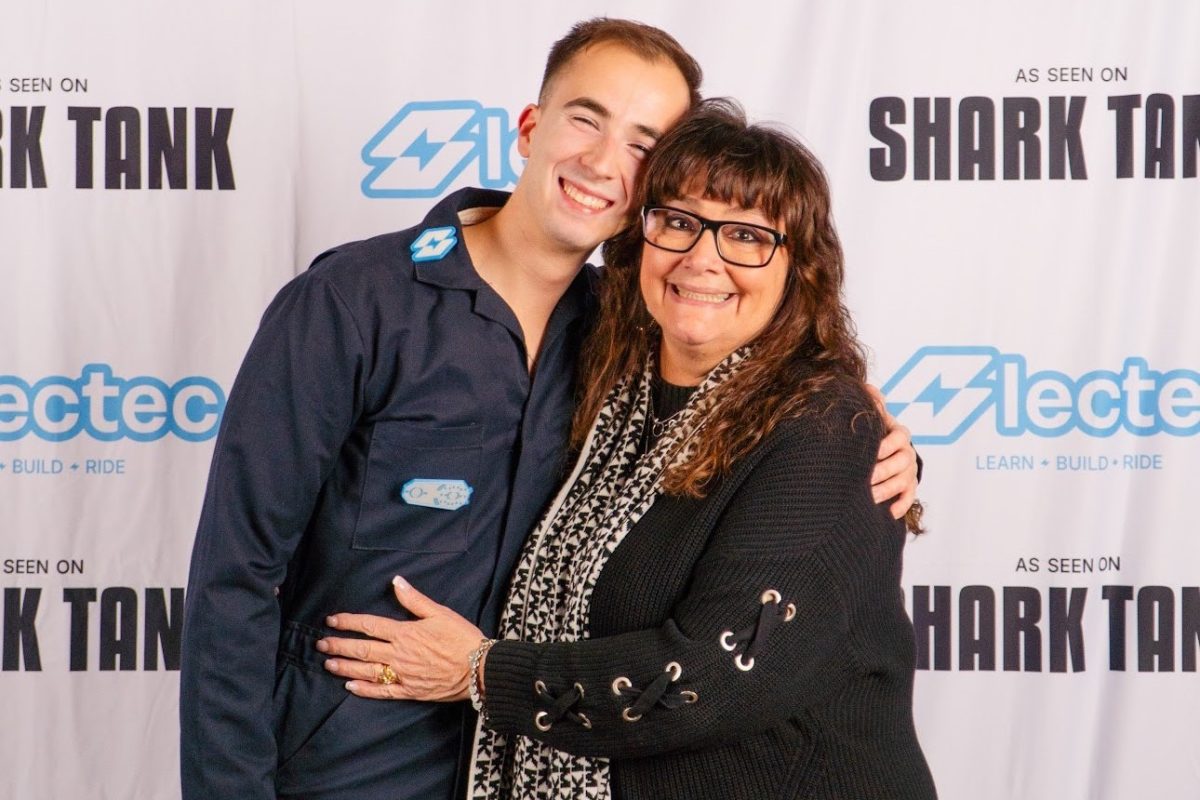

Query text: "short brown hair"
[540, 18, 703, 107]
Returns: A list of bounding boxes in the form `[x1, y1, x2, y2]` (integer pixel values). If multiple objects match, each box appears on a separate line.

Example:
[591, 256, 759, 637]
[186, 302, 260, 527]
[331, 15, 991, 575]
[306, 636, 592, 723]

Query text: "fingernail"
[393, 575, 410, 591]
[324, 659, 338, 671]
[326, 615, 338, 626]
[315, 639, 328, 652]
[345, 681, 358, 691]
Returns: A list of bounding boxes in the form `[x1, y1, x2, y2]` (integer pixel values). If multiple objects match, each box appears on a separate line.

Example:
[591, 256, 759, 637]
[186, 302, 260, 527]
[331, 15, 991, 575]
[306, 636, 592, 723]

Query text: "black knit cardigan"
[482, 384, 937, 799]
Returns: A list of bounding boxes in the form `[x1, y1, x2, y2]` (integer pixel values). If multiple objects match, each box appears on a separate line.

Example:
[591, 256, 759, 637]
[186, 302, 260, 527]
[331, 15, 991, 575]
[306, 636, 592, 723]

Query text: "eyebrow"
[667, 200, 776, 228]
[563, 96, 664, 141]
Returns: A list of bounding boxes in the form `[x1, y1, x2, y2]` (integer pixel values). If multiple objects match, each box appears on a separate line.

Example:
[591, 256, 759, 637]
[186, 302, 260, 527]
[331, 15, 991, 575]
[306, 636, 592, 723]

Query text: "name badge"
[400, 478, 473, 511]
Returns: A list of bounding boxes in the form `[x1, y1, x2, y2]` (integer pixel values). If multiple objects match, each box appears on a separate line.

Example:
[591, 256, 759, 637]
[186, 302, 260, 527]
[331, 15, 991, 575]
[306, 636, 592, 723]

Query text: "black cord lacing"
[721, 592, 794, 669]
[534, 681, 591, 730]
[614, 668, 695, 721]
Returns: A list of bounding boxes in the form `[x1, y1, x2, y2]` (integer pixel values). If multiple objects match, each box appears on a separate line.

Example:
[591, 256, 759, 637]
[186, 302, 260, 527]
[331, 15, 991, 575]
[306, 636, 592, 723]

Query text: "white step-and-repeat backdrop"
[2, 2, 1196, 798]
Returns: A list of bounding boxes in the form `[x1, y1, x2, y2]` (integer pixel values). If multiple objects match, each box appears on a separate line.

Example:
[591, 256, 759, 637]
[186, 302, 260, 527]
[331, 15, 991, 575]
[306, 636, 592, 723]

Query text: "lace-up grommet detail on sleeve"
[533, 679, 591, 731]
[613, 661, 697, 723]
[718, 589, 797, 672]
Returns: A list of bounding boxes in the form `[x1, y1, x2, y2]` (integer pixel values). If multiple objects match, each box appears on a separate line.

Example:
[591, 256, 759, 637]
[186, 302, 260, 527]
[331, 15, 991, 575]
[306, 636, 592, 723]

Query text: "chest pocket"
[353, 421, 483, 553]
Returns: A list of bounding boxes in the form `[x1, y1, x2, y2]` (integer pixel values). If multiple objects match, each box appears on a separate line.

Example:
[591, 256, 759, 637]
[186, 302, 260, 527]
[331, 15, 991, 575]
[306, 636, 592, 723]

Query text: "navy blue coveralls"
[180, 188, 592, 800]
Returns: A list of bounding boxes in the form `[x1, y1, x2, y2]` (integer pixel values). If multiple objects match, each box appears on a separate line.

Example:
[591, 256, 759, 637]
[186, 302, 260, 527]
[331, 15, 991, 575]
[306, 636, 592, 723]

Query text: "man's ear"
[516, 104, 539, 159]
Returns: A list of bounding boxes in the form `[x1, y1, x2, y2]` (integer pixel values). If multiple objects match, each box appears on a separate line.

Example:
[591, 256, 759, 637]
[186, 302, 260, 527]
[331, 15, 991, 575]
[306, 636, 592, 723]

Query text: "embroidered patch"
[410, 226, 458, 262]
[400, 478, 473, 510]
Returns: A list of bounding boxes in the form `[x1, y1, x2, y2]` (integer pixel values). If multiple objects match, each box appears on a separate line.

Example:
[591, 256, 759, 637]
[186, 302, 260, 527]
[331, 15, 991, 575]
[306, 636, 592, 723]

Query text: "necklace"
[641, 390, 688, 456]
[647, 400, 686, 439]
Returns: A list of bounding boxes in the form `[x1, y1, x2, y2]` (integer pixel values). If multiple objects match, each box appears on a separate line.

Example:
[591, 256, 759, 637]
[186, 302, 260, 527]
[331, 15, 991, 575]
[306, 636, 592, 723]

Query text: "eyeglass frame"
[640, 204, 789, 268]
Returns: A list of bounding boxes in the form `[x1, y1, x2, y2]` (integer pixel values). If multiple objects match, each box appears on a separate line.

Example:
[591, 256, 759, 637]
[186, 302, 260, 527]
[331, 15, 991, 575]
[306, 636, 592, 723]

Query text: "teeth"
[562, 180, 611, 210]
[675, 287, 732, 303]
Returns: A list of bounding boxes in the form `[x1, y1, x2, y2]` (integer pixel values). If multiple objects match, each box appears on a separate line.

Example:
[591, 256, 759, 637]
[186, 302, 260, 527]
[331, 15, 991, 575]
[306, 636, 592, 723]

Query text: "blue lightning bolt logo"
[410, 226, 458, 262]
[881, 346, 1001, 444]
[361, 101, 520, 199]
[401, 130, 444, 170]
[914, 376, 959, 415]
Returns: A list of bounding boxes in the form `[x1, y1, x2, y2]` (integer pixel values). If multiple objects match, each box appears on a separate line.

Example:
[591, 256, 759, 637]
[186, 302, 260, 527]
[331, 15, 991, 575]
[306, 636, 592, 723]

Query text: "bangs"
[642, 116, 801, 231]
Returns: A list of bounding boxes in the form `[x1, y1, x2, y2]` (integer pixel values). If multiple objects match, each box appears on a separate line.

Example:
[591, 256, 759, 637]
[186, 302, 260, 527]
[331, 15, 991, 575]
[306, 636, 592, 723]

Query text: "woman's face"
[639, 195, 789, 381]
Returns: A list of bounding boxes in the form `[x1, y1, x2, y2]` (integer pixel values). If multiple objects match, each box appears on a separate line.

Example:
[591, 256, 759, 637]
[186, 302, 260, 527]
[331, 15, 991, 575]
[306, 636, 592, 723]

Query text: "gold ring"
[376, 664, 399, 685]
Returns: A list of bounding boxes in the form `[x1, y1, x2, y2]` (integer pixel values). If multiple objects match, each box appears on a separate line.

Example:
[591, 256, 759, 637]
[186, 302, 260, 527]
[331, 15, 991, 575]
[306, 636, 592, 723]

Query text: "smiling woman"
[579, 98, 901, 500]
[455, 100, 934, 799]
[637, 196, 790, 385]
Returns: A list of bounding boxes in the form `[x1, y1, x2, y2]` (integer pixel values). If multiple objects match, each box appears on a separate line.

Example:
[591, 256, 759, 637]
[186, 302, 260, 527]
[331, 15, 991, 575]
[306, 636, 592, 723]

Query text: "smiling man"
[179, 18, 919, 800]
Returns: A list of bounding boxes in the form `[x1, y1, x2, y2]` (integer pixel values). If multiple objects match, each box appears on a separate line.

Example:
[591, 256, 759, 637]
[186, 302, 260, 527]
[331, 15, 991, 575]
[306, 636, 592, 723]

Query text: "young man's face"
[514, 42, 692, 258]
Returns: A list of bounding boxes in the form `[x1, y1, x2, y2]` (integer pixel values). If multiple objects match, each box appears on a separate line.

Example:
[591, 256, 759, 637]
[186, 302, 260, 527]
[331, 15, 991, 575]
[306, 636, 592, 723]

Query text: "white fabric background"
[1, 2, 1196, 797]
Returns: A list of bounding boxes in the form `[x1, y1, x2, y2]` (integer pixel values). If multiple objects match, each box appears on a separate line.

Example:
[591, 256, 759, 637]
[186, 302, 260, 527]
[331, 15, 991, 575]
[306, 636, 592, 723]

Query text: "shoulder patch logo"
[411, 226, 458, 262]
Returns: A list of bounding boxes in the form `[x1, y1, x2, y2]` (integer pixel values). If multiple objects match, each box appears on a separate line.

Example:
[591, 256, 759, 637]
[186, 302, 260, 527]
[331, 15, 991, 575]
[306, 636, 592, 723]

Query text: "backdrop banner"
[2, 2, 1196, 798]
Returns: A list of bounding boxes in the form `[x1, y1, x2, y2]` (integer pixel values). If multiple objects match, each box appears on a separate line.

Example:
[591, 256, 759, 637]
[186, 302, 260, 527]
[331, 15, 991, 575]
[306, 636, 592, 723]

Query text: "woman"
[319, 99, 936, 799]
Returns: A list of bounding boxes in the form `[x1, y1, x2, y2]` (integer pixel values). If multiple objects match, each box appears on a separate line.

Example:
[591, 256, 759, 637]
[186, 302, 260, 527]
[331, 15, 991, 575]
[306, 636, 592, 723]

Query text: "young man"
[179, 19, 919, 800]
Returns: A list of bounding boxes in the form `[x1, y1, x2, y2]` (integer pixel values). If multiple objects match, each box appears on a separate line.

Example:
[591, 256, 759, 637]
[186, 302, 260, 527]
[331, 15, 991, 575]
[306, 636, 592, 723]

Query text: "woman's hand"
[865, 384, 920, 519]
[317, 576, 484, 702]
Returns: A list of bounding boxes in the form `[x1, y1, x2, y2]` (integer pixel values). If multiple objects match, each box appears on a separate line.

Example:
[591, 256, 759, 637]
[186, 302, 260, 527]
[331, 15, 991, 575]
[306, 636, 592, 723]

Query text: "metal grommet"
[611, 676, 631, 696]
[680, 690, 698, 704]
[535, 711, 552, 731]
[621, 707, 643, 723]
[761, 589, 782, 605]
[719, 631, 737, 652]
[734, 654, 755, 672]
[577, 713, 592, 730]
[573, 682, 585, 699]
[664, 661, 682, 681]
[784, 602, 797, 622]
[534, 679, 548, 696]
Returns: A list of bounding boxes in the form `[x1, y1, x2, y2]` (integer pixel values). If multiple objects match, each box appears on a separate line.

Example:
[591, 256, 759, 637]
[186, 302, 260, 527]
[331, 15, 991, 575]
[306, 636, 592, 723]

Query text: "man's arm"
[179, 265, 366, 800]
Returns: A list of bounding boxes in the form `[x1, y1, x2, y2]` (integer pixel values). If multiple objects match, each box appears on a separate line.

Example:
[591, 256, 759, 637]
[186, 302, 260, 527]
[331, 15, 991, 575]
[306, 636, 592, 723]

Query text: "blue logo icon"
[410, 226, 458, 262]
[401, 478, 473, 511]
[882, 346, 1200, 444]
[0, 364, 226, 442]
[362, 100, 521, 199]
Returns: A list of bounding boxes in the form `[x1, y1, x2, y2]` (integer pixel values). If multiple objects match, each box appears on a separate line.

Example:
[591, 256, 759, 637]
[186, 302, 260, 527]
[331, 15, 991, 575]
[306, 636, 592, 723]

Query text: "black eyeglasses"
[642, 205, 787, 268]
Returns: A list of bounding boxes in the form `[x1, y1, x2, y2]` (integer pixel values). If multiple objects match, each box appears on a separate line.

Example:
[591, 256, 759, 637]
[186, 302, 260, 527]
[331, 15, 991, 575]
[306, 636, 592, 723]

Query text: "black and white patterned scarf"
[467, 347, 750, 800]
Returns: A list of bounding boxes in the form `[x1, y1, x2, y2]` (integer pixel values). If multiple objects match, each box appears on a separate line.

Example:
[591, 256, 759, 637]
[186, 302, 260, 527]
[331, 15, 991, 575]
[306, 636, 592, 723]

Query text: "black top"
[651, 374, 696, 421]
[639, 374, 696, 453]
[484, 380, 937, 799]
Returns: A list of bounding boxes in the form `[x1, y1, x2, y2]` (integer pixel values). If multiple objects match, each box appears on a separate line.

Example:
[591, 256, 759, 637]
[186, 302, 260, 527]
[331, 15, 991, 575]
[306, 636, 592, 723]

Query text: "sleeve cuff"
[481, 639, 542, 734]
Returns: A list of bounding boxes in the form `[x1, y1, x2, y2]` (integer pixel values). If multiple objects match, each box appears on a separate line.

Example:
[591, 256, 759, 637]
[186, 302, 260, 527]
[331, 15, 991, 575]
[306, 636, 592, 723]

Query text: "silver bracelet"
[468, 638, 498, 712]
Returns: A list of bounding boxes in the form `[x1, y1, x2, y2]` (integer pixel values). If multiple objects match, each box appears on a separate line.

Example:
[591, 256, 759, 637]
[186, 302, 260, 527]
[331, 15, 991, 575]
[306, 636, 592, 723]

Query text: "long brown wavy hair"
[573, 99, 923, 532]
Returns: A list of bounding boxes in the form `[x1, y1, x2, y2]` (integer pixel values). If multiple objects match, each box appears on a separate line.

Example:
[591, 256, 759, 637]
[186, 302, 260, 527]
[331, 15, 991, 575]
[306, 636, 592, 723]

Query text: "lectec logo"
[0, 364, 226, 442]
[882, 346, 1200, 444]
[361, 101, 521, 199]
